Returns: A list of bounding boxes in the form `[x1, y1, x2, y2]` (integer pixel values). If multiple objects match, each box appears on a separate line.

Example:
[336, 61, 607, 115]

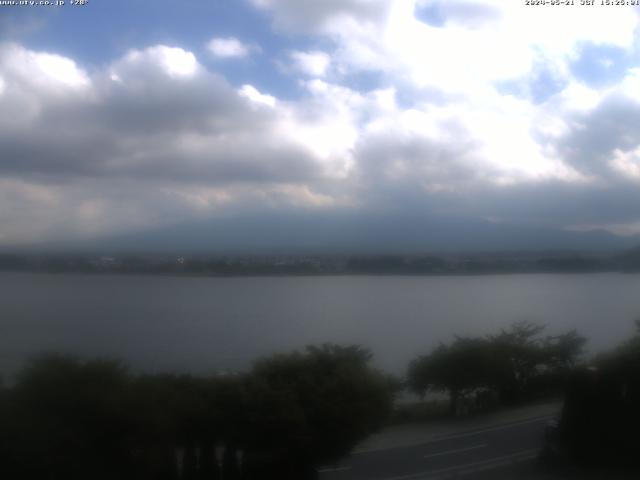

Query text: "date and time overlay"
[1, 0, 640, 8]
[526, 0, 640, 5]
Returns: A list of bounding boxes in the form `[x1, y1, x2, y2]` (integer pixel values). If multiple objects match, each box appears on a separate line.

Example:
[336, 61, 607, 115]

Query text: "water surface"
[1, 272, 639, 378]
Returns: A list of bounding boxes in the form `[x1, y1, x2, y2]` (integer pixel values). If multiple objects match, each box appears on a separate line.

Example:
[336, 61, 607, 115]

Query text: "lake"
[1, 272, 639, 379]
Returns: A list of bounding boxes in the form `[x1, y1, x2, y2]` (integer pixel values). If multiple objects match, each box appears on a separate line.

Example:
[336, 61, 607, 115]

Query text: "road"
[318, 413, 555, 480]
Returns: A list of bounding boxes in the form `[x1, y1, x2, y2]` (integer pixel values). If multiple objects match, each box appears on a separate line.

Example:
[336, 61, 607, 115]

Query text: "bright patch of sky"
[0, 0, 316, 99]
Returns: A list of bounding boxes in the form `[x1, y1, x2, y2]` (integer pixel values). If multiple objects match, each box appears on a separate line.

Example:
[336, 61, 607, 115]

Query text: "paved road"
[318, 414, 555, 480]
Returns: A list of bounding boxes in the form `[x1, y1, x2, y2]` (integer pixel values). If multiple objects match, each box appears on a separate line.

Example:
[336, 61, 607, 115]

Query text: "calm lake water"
[1, 272, 640, 379]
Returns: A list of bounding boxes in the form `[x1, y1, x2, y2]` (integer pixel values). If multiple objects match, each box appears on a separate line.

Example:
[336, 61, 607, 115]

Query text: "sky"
[2, 0, 640, 251]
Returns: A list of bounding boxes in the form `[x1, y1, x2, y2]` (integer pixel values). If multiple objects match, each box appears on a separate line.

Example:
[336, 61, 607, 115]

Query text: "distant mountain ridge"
[4, 211, 640, 258]
[65, 212, 640, 255]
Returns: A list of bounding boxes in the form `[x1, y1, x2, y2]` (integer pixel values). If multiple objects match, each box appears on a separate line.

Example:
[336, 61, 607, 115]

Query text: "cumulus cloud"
[0, 43, 326, 181]
[247, 0, 640, 233]
[289, 50, 331, 77]
[0, 42, 90, 89]
[239, 84, 277, 107]
[3, 1, 640, 246]
[554, 70, 640, 179]
[254, 0, 637, 97]
[0, 43, 351, 243]
[206, 37, 257, 58]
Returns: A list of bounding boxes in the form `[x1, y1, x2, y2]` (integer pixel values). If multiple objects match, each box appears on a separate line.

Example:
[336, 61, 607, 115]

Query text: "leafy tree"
[129, 374, 208, 445]
[409, 322, 587, 412]
[596, 319, 640, 378]
[486, 321, 585, 403]
[487, 321, 548, 403]
[6, 354, 133, 480]
[408, 337, 494, 414]
[243, 344, 394, 479]
[558, 321, 640, 467]
[543, 330, 587, 370]
[1, 346, 394, 480]
[0, 375, 10, 471]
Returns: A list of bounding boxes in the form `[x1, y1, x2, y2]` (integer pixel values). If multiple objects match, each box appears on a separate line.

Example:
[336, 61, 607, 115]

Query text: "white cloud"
[253, 0, 640, 189]
[610, 147, 640, 181]
[0, 42, 90, 91]
[206, 37, 255, 58]
[4, 0, 640, 245]
[121, 46, 199, 78]
[254, 0, 638, 100]
[238, 84, 277, 107]
[552, 82, 602, 113]
[289, 50, 331, 77]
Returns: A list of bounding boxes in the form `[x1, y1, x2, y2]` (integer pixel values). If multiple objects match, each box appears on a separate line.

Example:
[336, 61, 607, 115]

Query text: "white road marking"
[354, 413, 555, 455]
[317, 466, 352, 473]
[380, 448, 539, 480]
[427, 415, 553, 443]
[436, 448, 539, 479]
[423, 443, 487, 459]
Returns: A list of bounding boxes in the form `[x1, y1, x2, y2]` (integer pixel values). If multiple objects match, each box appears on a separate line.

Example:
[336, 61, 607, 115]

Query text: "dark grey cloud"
[457, 181, 640, 228]
[353, 123, 481, 194]
[0, 44, 321, 185]
[556, 93, 640, 177]
[0, 43, 337, 244]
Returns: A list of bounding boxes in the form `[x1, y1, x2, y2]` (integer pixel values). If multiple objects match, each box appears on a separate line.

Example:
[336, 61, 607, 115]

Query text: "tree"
[487, 322, 586, 403]
[243, 344, 394, 479]
[543, 330, 587, 370]
[408, 322, 587, 412]
[6, 354, 133, 480]
[486, 321, 548, 403]
[408, 337, 494, 415]
[1, 345, 396, 480]
[557, 322, 640, 468]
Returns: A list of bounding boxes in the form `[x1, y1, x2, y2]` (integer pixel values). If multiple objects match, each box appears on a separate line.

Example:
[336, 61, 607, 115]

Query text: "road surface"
[318, 410, 556, 480]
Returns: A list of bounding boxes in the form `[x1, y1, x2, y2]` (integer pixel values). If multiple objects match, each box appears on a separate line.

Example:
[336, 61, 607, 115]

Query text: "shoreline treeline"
[0, 345, 395, 480]
[4, 249, 640, 277]
[2, 322, 639, 478]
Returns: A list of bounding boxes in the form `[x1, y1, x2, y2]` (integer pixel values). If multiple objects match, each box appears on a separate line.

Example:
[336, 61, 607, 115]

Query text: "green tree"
[2, 345, 396, 480]
[243, 344, 394, 479]
[488, 322, 586, 403]
[408, 322, 587, 412]
[407, 337, 493, 415]
[559, 321, 640, 467]
[597, 319, 640, 376]
[543, 330, 587, 370]
[6, 354, 133, 480]
[487, 321, 548, 403]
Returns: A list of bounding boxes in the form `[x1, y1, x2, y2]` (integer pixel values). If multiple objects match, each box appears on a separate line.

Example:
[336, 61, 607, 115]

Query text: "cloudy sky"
[2, 0, 640, 250]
